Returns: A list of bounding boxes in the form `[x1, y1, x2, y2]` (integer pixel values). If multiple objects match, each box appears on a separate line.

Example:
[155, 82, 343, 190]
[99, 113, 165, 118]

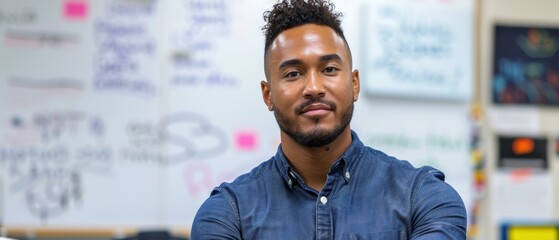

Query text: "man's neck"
[280, 127, 353, 191]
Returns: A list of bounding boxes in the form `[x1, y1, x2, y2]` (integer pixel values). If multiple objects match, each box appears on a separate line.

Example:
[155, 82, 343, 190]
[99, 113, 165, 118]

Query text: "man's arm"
[411, 169, 467, 240]
[191, 189, 241, 240]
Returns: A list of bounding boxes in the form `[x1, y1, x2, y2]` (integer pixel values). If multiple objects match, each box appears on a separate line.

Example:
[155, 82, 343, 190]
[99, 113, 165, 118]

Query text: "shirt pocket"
[342, 229, 404, 240]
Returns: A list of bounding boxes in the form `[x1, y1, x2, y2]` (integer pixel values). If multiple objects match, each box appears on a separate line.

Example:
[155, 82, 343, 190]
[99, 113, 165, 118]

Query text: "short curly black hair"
[262, 0, 350, 65]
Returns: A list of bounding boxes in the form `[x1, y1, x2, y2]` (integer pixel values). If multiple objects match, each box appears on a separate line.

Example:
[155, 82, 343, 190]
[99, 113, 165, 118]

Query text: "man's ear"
[352, 70, 360, 102]
[261, 80, 274, 111]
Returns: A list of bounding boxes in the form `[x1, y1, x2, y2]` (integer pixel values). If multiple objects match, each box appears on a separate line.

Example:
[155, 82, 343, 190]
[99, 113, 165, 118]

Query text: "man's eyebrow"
[279, 54, 342, 69]
[319, 54, 342, 63]
[279, 59, 303, 69]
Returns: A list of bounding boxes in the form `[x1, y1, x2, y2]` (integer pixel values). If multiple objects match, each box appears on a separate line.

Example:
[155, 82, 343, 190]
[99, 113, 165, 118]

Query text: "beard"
[273, 99, 353, 147]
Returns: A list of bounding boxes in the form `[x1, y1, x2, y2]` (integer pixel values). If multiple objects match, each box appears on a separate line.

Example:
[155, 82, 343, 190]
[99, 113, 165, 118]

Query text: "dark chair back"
[113, 230, 188, 240]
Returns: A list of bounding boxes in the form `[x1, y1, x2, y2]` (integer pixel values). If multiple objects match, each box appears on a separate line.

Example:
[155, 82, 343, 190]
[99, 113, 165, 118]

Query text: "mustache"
[294, 99, 337, 114]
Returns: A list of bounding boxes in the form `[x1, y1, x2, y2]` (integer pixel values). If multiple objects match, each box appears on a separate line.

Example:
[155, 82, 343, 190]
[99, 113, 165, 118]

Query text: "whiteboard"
[360, 0, 473, 101]
[0, 0, 473, 230]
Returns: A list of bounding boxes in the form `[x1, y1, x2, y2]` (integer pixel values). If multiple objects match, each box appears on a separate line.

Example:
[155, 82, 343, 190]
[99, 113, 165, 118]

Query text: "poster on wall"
[492, 136, 553, 225]
[498, 136, 548, 169]
[492, 25, 559, 105]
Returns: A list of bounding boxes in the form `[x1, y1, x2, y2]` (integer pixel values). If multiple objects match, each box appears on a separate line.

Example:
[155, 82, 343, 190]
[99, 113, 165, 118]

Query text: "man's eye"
[285, 71, 301, 78]
[323, 67, 338, 73]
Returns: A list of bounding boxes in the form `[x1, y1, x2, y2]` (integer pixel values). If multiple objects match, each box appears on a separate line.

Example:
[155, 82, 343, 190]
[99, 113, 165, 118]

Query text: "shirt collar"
[274, 130, 365, 190]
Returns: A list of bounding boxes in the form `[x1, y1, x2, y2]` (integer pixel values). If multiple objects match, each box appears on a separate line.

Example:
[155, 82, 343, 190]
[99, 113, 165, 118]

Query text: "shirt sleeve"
[191, 188, 242, 240]
[410, 168, 467, 240]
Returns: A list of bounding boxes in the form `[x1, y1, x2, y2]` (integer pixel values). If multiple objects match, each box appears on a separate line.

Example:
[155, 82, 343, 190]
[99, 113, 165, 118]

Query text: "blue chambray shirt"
[191, 131, 467, 239]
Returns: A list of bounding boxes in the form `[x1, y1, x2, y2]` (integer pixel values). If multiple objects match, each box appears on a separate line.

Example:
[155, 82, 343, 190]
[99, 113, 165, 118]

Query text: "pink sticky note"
[235, 131, 258, 151]
[64, 0, 88, 20]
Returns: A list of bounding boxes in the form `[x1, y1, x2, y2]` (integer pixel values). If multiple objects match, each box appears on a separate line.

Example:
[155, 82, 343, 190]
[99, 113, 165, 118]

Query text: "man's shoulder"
[214, 156, 278, 193]
[360, 146, 446, 184]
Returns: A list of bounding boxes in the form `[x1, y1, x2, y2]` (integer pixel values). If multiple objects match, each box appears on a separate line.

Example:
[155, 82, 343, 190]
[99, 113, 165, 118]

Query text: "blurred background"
[0, 0, 558, 239]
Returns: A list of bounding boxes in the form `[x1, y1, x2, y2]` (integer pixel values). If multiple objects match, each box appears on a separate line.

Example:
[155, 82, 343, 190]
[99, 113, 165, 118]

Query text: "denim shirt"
[191, 131, 467, 240]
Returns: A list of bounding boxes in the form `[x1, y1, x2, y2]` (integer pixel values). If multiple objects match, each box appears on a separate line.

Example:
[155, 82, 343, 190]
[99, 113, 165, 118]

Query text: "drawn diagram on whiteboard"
[158, 112, 228, 165]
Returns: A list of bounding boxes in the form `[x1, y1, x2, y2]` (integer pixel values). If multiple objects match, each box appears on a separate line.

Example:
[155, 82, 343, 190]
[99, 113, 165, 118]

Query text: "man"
[191, 0, 467, 239]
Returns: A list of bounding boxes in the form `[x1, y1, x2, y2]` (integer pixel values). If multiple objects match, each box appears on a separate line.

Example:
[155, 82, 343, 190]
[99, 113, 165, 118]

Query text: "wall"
[479, 0, 559, 239]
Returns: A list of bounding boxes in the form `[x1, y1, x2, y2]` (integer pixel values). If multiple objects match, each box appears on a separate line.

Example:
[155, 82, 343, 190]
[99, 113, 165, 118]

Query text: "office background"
[0, 0, 557, 239]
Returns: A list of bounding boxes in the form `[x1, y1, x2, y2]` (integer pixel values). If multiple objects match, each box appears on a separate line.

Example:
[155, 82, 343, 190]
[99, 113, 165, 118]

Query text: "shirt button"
[345, 171, 351, 179]
[289, 171, 296, 178]
[288, 179, 292, 186]
[320, 196, 328, 205]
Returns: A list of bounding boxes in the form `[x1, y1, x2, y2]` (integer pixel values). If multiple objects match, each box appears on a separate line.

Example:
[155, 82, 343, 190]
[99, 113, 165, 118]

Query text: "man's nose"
[303, 70, 325, 99]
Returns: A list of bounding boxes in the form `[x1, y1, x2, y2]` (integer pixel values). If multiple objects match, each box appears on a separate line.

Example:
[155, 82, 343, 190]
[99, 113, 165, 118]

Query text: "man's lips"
[300, 103, 332, 116]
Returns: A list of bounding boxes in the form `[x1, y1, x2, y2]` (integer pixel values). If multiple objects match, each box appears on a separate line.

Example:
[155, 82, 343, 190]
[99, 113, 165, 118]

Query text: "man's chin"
[289, 127, 341, 147]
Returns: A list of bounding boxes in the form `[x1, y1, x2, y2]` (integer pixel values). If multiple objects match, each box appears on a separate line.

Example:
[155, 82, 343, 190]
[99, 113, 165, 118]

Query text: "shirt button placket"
[316, 195, 332, 240]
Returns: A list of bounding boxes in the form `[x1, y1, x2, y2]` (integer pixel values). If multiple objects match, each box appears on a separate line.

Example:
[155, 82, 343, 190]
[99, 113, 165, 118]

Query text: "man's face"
[261, 24, 360, 147]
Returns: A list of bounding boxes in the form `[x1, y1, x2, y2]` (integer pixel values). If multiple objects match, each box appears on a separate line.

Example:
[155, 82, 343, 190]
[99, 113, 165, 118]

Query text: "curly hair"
[262, 0, 348, 58]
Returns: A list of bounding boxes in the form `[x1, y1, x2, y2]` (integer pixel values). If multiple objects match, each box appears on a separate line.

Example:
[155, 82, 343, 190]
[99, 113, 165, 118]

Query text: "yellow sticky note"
[509, 226, 558, 240]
